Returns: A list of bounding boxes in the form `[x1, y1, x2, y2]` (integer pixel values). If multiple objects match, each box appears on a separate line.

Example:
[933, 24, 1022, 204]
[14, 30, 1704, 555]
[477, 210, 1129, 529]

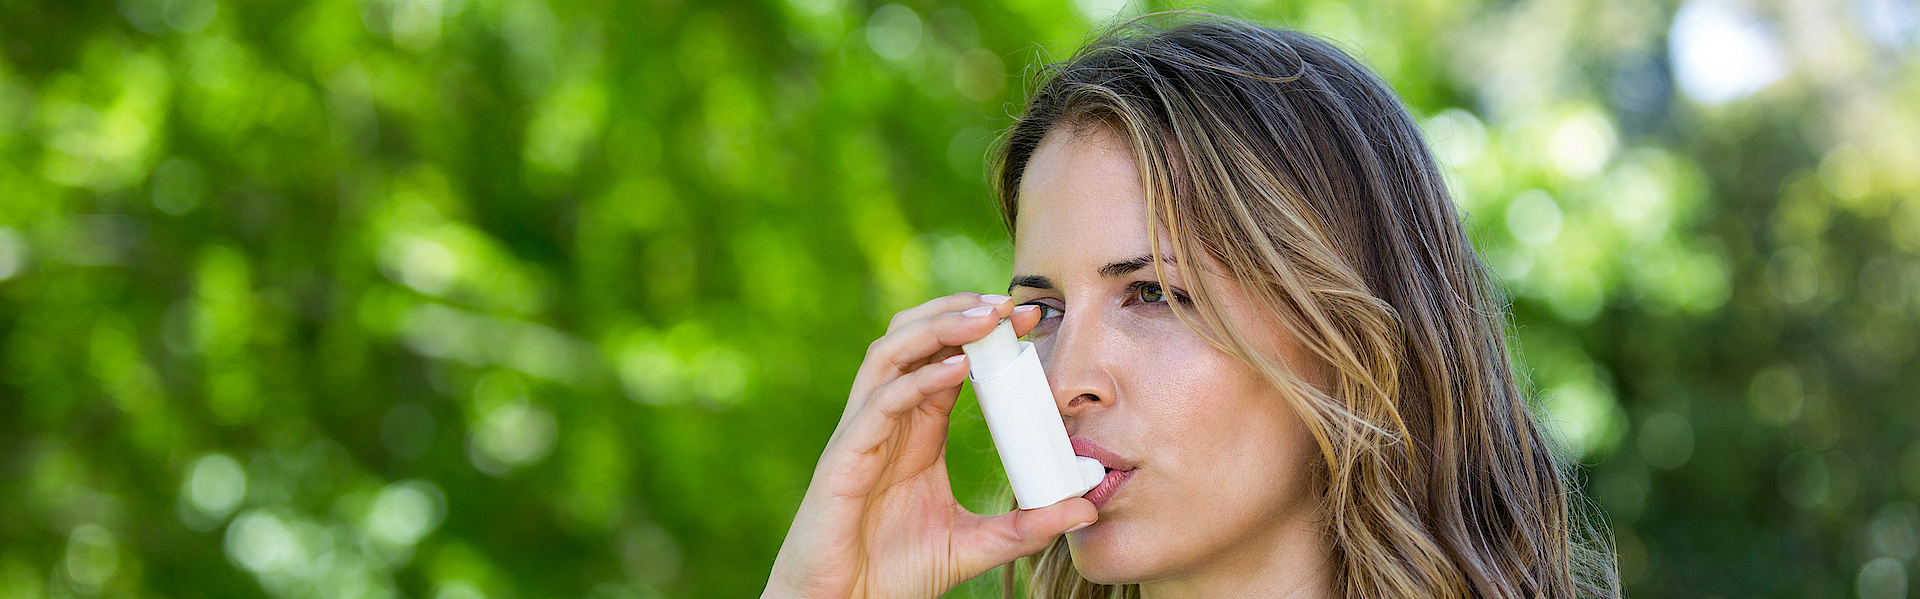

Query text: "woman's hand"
[763, 293, 1098, 599]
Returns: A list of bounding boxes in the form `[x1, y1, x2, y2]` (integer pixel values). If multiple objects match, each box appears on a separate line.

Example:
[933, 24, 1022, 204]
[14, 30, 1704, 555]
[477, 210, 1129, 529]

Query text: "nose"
[1037, 313, 1117, 429]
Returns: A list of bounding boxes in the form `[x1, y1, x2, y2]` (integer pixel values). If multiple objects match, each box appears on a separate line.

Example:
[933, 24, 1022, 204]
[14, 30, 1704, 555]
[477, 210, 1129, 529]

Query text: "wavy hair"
[991, 14, 1619, 599]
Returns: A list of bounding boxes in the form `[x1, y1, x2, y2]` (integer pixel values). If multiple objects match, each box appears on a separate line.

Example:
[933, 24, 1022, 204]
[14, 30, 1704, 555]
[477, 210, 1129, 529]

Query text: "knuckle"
[914, 374, 947, 396]
[865, 385, 904, 416]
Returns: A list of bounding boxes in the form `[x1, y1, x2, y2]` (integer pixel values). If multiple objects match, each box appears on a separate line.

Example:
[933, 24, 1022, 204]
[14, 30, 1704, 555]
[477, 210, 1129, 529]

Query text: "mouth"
[1070, 437, 1135, 510]
[1083, 467, 1134, 509]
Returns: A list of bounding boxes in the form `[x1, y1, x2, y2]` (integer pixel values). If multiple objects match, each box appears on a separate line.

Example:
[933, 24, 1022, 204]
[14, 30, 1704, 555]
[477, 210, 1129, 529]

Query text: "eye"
[1125, 281, 1190, 307]
[1134, 282, 1168, 304]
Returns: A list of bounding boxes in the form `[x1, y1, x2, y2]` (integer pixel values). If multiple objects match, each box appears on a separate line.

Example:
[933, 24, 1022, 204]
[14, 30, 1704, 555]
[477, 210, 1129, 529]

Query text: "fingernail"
[1013, 304, 1037, 314]
[980, 294, 1011, 304]
[962, 306, 993, 318]
[1065, 521, 1095, 533]
[942, 354, 966, 364]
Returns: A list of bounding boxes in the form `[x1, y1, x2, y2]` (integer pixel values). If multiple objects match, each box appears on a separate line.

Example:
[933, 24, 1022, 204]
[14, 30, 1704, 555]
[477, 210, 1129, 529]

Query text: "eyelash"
[1020, 281, 1190, 321]
[1126, 281, 1190, 305]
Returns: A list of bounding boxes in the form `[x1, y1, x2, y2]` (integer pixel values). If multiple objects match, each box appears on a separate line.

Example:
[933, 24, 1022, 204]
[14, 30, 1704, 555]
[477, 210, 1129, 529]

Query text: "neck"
[1136, 519, 1336, 599]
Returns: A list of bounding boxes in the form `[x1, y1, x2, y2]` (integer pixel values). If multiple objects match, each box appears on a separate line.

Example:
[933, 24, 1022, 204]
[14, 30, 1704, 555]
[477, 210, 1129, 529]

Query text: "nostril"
[1067, 393, 1100, 408]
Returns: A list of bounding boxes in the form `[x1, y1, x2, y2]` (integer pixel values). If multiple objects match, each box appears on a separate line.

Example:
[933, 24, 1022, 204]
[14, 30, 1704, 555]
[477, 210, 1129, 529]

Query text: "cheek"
[1135, 341, 1308, 478]
[1130, 340, 1319, 523]
[1070, 318, 1323, 581]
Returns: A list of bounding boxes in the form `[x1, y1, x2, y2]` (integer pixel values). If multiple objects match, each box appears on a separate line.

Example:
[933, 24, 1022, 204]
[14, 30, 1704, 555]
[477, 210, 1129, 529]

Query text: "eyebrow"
[1006, 253, 1174, 293]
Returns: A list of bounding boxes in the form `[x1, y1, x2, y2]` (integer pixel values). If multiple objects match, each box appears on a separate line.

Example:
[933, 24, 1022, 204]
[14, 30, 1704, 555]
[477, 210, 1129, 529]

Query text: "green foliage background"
[1, 0, 1917, 597]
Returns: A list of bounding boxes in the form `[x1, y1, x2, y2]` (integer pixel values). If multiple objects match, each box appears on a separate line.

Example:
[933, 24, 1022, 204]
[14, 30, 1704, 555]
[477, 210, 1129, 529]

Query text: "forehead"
[1012, 126, 1150, 272]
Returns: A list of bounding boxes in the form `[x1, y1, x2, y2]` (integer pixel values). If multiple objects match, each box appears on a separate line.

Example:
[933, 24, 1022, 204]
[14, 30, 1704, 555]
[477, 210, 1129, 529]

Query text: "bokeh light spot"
[0, 226, 28, 281]
[1747, 364, 1805, 426]
[1780, 451, 1831, 508]
[1547, 111, 1617, 179]
[617, 339, 685, 406]
[150, 157, 207, 215]
[367, 480, 447, 547]
[1820, 143, 1875, 204]
[1637, 413, 1696, 469]
[1857, 557, 1908, 599]
[691, 349, 750, 409]
[867, 5, 923, 61]
[186, 453, 248, 520]
[65, 525, 119, 587]
[1868, 504, 1920, 559]
[1506, 189, 1564, 245]
[468, 401, 558, 476]
[225, 509, 297, 573]
[1670, 0, 1788, 104]
[1767, 246, 1820, 304]
[164, 0, 216, 33]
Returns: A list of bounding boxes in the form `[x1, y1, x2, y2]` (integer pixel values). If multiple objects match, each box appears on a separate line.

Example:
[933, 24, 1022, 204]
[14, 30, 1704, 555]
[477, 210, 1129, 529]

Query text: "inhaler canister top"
[960, 318, 1023, 379]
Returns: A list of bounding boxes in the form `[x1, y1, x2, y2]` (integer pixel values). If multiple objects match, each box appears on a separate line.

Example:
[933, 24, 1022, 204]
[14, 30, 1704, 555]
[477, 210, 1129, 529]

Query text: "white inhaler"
[961, 318, 1108, 509]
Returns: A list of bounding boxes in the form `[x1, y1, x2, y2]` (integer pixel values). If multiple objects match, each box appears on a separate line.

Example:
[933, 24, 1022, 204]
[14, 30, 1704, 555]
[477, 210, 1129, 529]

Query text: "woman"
[764, 13, 1619, 599]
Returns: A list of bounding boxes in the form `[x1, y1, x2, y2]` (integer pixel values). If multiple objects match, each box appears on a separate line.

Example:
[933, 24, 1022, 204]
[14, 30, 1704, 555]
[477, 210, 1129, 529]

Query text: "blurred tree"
[0, 0, 1915, 598]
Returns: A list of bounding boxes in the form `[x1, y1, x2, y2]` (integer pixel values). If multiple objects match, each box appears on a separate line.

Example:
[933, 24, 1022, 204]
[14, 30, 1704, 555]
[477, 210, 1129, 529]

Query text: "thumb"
[959, 497, 1098, 569]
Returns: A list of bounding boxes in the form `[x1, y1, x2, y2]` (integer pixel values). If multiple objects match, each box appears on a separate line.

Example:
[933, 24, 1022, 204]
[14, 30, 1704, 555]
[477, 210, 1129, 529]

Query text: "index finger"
[1006, 301, 1044, 338]
[886, 292, 1013, 334]
[859, 300, 1018, 386]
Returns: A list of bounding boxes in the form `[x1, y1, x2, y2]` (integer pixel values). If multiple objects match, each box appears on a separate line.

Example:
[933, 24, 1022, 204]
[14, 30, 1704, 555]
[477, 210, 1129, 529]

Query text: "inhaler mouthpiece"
[962, 319, 1107, 509]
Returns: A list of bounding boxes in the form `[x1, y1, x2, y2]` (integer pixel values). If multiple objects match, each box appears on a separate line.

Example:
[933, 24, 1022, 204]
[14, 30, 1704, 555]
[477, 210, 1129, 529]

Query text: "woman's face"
[1010, 125, 1327, 588]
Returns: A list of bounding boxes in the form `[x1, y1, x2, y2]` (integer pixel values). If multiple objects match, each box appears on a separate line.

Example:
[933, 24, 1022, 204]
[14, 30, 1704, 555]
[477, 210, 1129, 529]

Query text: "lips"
[1083, 467, 1134, 508]
[1070, 437, 1135, 509]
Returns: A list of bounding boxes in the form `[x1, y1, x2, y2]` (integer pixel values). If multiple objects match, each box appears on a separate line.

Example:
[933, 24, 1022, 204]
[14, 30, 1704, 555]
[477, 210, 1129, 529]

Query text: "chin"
[1064, 519, 1162, 585]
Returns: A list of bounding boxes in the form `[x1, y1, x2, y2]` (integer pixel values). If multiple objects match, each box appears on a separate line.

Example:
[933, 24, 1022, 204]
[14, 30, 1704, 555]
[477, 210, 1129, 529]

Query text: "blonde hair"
[992, 14, 1619, 599]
